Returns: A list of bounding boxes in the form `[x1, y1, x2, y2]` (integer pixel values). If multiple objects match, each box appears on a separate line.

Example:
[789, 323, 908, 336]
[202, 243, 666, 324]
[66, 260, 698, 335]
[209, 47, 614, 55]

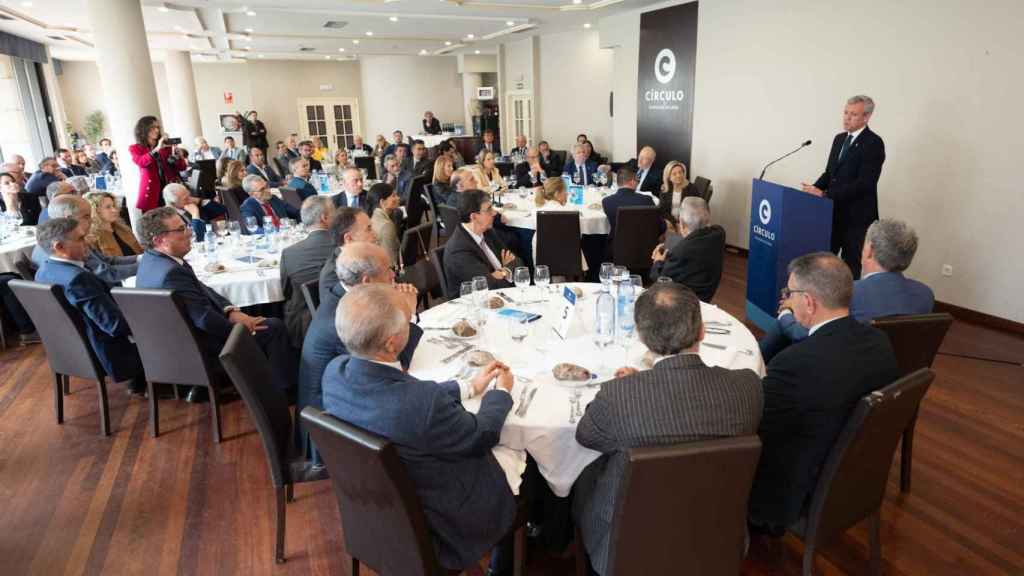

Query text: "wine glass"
[509, 317, 528, 343]
[11, 211, 22, 228]
[599, 262, 615, 292]
[534, 265, 550, 298]
[227, 221, 241, 239]
[514, 266, 530, 301]
[214, 220, 228, 239]
[472, 275, 488, 307]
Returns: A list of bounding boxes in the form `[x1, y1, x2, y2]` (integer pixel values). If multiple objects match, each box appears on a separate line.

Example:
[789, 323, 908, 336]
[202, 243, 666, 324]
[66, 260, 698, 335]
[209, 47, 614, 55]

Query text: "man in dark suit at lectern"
[802, 95, 885, 279]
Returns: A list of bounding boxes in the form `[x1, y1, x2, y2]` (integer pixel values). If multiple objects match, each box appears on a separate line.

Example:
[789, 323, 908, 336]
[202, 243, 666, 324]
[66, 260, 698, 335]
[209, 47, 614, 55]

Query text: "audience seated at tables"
[443, 189, 518, 291]
[4, 155, 29, 185]
[73, 149, 96, 175]
[284, 133, 301, 160]
[0, 170, 38, 345]
[245, 147, 283, 187]
[394, 143, 413, 174]
[422, 110, 443, 135]
[759, 218, 935, 361]
[192, 137, 221, 162]
[331, 149, 354, 180]
[515, 146, 548, 189]
[67, 175, 91, 196]
[477, 128, 501, 159]
[222, 158, 247, 193]
[658, 160, 701, 225]
[86, 192, 143, 257]
[649, 197, 725, 302]
[410, 140, 432, 179]
[323, 282, 517, 574]
[240, 174, 299, 234]
[509, 134, 529, 160]
[383, 130, 407, 158]
[221, 136, 246, 163]
[381, 154, 414, 203]
[573, 282, 762, 575]
[298, 140, 322, 172]
[430, 155, 455, 206]
[299, 243, 420, 467]
[57, 148, 88, 177]
[582, 140, 601, 165]
[273, 141, 292, 176]
[1, 171, 22, 214]
[439, 139, 466, 168]
[748, 252, 899, 534]
[34, 217, 147, 395]
[134, 206, 295, 402]
[601, 165, 659, 236]
[316, 207, 378, 305]
[163, 183, 209, 242]
[333, 167, 368, 211]
[287, 157, 319, 201]
[444, 167, 477, 208]
[562, 143, 600, 187]
[31, 195, 138, 285]
[348, 134, 373, 156]
[474, 150, 508, 194]
[24, 157, 64, 225]
[627, 145, 661, 193]
[532, 177, 588, 272]
[82, 144, 103, 173]
[37, 180, 76, 225]
[537, 141, 560, 178]
[280, 196, 336, 347]
[95, 139, 115, 173]
[366, 182, 402, 268]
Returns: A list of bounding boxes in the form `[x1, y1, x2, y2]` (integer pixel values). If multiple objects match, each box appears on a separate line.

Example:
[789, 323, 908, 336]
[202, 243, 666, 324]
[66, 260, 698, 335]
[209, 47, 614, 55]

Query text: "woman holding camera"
[129, 115, 187, 212]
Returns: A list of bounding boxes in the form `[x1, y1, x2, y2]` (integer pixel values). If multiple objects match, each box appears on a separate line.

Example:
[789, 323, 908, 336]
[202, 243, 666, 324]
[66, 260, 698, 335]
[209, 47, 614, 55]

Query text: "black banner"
[637, 2, 698, 171]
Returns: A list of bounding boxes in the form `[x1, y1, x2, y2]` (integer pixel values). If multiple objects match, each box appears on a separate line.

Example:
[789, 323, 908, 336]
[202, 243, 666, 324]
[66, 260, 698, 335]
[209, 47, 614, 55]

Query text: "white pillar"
[462, 72, 482, 135]
[164, 50, 202, 149]
[87, 0, 162, 226]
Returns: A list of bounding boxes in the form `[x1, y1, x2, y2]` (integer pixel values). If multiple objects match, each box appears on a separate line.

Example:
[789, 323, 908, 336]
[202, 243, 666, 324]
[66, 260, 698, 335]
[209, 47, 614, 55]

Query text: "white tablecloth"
[498, 187, 657, 236]
[407, 283, 764, 496]
[0, 229, 36, 274]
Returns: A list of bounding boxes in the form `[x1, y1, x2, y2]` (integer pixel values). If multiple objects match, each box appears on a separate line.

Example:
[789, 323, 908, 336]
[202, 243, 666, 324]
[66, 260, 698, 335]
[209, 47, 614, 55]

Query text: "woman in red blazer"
[129, 115, 187, 212]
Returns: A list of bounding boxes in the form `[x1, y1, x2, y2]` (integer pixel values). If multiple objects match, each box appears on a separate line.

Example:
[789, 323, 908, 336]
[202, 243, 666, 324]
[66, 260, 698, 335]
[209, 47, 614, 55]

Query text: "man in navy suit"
[383, 130, 407, 158]
[332, 167, 368, 210]
[239, 174, 300, 234]
[323, 283, 517, 573]
[287, 157, 318, 200]
[562, 144, 599, 186]
[298, 140, 322, 172]
[134, 207, 295, 399]
[627, 146, 661, 194]
[316, 207, 377, 304]
[34, 218, 146, 394]
[23, 157, 64, 225]
[57, 148, 87, 177]
[163, 183, 209, 242]
[802, 95, 886, 279]
[476, 128, 501, 159]
[31, 195, 138, 285]
[758, 219, 934, 361]
[95, 138, 115, 172]
[297, 242, 421, 466]
[601, 165, 657, 236]
[245, 147, 282, 187]
[36, 180, 76, 225]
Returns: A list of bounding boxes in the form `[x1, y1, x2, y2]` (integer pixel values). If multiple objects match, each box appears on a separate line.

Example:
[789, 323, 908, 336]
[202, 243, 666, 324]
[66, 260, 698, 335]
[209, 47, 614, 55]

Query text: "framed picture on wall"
[219, 113, 241, 133]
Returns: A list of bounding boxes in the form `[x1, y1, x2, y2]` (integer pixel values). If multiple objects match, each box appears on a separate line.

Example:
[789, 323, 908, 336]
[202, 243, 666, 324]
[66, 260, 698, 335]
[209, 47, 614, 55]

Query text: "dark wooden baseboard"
[726, 244, 1024, 337]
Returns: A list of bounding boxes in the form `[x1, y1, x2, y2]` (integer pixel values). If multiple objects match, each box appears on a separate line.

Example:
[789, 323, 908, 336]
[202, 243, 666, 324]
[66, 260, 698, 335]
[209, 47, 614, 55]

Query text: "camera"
[165, 137, 182, 145]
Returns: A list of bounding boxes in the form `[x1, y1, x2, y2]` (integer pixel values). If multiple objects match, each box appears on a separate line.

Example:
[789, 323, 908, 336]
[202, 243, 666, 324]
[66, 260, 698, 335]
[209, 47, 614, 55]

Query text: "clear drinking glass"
[599, 262, 615, 291]
[630, 274, 643, 290]
[514, 266, 531, 300]
[472, 275, 488, 307]
[460, 281, 474, 315]
[509, 317, 528, 343]
[534, 265, 550, 298]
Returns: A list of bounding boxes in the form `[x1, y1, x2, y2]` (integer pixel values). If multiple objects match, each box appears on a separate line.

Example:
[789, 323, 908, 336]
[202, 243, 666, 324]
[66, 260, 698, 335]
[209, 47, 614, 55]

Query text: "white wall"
[59, 60, 171, 144]
[591, 0, 1024, 322]
[358, 55, 463, 141]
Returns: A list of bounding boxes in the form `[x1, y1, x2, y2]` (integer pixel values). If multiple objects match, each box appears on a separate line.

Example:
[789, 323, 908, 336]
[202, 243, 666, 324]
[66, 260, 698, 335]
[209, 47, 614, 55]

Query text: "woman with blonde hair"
[658, 160, 698, 223]
[332, 148, 354, 181]
[220, 159, 248, 208]
[431, 155, 455, 205]
[473, 150, 507, 194]
[532, 177, 586, 270]
[86, 192, 143, 257]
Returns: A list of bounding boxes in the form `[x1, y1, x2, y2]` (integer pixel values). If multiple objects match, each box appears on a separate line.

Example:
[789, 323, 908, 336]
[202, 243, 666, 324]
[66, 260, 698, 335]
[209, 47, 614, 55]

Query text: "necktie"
[480, 239, 499, 271]
[349, 194, 358, 208]
[261, 202, 280, 228]
[579, 165, 586, 186]
[838, 134, 853, 161]
[639, 169, 646, 187]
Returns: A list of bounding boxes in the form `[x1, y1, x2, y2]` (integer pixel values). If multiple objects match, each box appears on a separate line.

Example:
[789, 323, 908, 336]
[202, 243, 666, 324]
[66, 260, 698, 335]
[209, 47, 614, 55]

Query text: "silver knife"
[498, 291, 516, 303]
[517, 387, 539, 417]
[441, 344, 474, 364]
[700, 341, 727, 350]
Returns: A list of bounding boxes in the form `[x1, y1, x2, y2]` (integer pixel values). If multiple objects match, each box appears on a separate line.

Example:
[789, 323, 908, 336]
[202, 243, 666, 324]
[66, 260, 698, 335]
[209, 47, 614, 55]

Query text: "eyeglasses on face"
[779, 287, 809, 300]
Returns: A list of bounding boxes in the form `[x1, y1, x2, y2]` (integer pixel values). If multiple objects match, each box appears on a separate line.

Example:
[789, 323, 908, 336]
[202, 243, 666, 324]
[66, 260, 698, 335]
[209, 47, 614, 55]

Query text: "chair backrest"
[438, 205, 461, 239]
[612, 206, 662, 272]
[195, 159, 218, 198]
[871, 313, 953, 377]
[273, 156, 290, 177]
[535, 211, 583, 279]
[803, 368, 935, 547]
[354, 156, 377, 180]
[430, 245, 450, 299]
[110, 288, 216, 386]
[406, 175, 431, 226]
[301, 408, 441, 576]
[219, 186, 244, 223]
[400, 221, 433, 269]
[495, 161, 514, 177]
[551, 150, 567, 170]
[9, 280, 105, 380]
[690, 176, 712, 202]
[280, 187, 303, 211]
[15, 253, 37, 281]
[300, 278, 320, 316]
[606, 436, 763, 576]
[220, 324, 293, 487]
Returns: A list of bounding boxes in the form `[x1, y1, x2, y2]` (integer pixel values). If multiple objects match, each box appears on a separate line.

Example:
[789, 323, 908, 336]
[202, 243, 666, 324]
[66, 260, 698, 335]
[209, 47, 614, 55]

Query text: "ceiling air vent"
[323, 21, 348, 29]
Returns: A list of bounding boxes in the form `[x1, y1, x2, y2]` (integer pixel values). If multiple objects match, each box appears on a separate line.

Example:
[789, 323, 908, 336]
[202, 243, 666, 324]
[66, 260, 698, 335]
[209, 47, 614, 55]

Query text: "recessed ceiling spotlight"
[246, 10, 256, 16]
[338, 47, 346, 52]
[173, 25, 183, 31]
[258, 54, 265, 58]
[506, 20, 514, 26]
[389, 16, 398, 22]
[352, 39, 360, 44]
[583, 22, 591, 28]
[573, 0, 583, 4]
[474, 50, 481, 54]
[466, 33, 475, 39]
[444, 41, 452, 46]
[156, 5, 167, 12]
[244, 27, 254, 33]
[365, 31, 374, 36]
[419, 49, 427, 55]
[324, 55, 331, 59]
[244, 46, 251, 50]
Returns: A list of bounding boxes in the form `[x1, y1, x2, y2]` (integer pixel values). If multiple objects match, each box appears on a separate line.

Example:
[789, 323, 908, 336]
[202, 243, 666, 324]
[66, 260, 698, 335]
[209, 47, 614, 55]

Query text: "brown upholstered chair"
[301, 407, 526, 576]
[279, 187, 303, 211]
[110, 288, 228, 442]
[611, 206, 662, 276]
[219, 324, 325, 564]
[581, 436, 762, 576]
[789, 368, 935, 576]
[9, 280, 112, 435]
[536, 211, 584, 281]
[871, 313, 952, 492]
[300, 279, 319, 317]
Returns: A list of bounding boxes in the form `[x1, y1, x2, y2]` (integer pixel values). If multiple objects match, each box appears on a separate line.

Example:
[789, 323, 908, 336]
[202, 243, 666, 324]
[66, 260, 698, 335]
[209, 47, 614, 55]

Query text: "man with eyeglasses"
[134, 206, 295, 403]
[442, 189, 518, 295]
[747, 252, 897, 536]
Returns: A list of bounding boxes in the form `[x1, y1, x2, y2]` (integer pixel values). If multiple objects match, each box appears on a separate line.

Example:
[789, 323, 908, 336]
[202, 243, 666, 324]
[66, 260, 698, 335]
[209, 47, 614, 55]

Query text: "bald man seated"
[31, 195, 138, 285]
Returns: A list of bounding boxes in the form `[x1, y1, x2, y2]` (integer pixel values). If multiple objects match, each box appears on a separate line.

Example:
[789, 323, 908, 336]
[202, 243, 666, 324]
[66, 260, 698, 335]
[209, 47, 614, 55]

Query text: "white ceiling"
[0, 0, 661, 62]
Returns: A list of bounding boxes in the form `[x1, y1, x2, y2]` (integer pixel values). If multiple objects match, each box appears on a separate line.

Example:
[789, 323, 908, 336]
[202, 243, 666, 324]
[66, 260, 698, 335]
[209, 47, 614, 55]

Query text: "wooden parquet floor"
[1, 252, 1021, 575]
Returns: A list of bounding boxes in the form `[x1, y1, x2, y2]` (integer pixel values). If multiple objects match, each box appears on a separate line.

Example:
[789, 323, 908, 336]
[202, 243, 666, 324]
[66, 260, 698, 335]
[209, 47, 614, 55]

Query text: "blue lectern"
[745, 179, 833, 331]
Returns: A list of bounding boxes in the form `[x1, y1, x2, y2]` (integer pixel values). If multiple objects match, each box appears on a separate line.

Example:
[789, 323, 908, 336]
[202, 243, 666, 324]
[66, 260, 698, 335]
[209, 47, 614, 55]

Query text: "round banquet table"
[122, 234, 298, 308]
[407, 282, 764, 497]
[0, 227, 37, 274]
[497, 186, 658, 236]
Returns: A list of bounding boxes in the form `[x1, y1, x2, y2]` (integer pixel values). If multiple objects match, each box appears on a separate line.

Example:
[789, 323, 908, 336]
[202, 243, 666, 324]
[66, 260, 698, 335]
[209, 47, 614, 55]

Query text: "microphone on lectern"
[759, 140, 812, 180]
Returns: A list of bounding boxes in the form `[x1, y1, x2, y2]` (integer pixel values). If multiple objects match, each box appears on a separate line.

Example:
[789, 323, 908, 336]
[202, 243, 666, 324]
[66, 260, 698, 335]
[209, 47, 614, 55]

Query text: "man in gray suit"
[31, 195, 138, 285]
[573, 282, 763, 575]
[279, 196, 336, 347]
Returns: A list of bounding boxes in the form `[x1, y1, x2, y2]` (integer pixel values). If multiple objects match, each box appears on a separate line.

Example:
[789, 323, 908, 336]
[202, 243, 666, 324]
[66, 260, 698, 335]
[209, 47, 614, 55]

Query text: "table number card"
[554, 286, 577, 340]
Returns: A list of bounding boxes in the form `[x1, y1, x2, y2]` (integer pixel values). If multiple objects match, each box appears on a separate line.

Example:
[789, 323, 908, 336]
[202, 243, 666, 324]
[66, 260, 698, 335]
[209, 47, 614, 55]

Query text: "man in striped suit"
[572, 283, 763, 575]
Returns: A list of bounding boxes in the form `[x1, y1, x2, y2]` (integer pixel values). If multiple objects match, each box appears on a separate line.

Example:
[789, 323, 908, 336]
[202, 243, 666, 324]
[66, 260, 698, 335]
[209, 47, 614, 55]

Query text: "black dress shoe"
[185, 386, 209, 404]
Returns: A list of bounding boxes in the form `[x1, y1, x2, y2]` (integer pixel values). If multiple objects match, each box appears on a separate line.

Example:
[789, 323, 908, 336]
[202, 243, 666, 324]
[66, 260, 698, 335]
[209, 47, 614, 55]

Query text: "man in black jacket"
[802, 95, 885, 279]
[748, 252, 898, 532]
[280, 196, 335, 347]
[442, 189, 517, 296]
[649, 197, 725, 302]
